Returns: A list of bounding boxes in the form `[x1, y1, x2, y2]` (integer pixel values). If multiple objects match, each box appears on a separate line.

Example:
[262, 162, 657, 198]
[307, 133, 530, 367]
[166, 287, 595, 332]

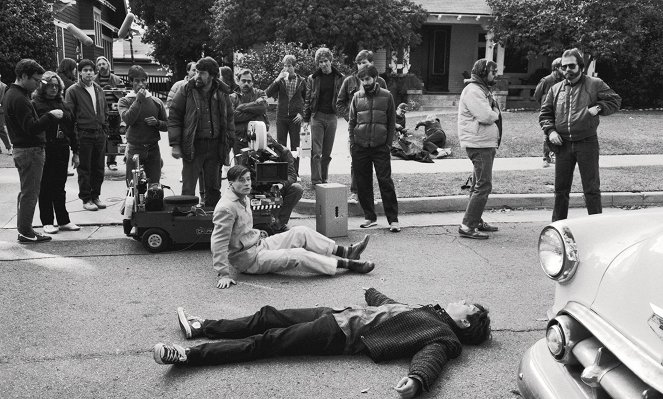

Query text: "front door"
[424, 26, 451, 92]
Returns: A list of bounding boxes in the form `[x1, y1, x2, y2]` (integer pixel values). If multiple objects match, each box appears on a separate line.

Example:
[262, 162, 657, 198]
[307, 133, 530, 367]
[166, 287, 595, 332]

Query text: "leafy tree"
[129, 0, 222, 79]
[210, 0, 428, 60]
[235, 42, 353, 90]
[0, 0, 56, 83]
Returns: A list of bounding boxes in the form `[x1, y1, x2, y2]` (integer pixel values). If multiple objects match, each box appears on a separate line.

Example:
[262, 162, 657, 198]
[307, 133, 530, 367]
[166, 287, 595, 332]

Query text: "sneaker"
[389, 222, 401, 233]
[108, 164, 118, 171]
[348, 193, 358, 203]
[360, 219, 377, 228]
[59, 222, 81, 231]
[347, 235, 370, 260]
[177, 307, 205, 339]
[153, 343, 187, 365]
[18, 232, 52, 243]
[458, 227, 489, 240]
[347, 260, 375, 274]
[83, 201, 98, 211]
[477, 221, 499, 232]
[542, 160, 550, 168]
[92, 198, 107, 209]
[43, 224, 59, 234]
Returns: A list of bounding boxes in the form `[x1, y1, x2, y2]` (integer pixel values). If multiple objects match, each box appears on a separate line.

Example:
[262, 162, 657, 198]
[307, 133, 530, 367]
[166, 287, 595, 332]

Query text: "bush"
[235, 42, 353, 90]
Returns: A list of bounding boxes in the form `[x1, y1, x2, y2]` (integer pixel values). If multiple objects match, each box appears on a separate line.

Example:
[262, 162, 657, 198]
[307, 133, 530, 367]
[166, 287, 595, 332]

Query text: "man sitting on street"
[153, 288, 491, 399]
[212, 165, 373, 289]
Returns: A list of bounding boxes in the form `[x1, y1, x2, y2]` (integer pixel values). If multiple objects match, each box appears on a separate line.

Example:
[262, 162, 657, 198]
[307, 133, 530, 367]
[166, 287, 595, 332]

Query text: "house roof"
[412, 0, 493, 15]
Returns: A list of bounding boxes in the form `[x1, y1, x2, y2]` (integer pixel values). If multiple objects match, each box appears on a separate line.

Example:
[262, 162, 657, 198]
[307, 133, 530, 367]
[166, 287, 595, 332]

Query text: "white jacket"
[457, 80, 500, 148]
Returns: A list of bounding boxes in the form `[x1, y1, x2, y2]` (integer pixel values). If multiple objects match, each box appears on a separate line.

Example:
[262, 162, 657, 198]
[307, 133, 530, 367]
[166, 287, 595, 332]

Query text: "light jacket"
[211, 188, 262, 278]
[265, 74, 306, 119]
[167, 78, 234, 162]
[337, 74, 387, 121]
[539, 74, 621, 142]
[303, 67, 344, 122]
[348, 83, 395, 148]
[457, 77, 501, 149]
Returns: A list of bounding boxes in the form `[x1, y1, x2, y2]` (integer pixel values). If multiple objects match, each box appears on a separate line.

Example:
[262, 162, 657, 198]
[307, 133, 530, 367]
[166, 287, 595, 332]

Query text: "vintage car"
[517, 211, 663, 399]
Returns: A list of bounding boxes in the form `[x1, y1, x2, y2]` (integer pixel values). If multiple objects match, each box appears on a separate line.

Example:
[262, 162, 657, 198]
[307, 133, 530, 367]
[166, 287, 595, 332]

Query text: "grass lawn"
[299, 165, 663, 199]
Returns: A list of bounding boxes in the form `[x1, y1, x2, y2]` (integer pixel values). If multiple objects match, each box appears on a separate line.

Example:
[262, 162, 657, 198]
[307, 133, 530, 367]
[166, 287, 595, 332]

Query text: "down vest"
[167, 79, 234, 163]
[348, 85, 395, 148]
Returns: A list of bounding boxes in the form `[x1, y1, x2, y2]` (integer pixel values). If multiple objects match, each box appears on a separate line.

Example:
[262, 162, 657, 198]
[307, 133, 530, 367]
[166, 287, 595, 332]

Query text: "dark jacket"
[348, 84, 395, 148]
[0, 81, 7, 127]
[303, 67, 344, 122]
[57, 73, 76, 91]
[168, 78, 234, 162]
[265, 74, 306, 120]
[533, 72, 562, 104]
[4, 84, 53, 148]
[336, 74, 387, 121]
[32, 96, 78, 154]
[268, 137, 298, 189]
[64, 81, 108, 133]
[540, 75, 621, 142]
[362, 288, 463, 394]
[230, 87, 269, 137]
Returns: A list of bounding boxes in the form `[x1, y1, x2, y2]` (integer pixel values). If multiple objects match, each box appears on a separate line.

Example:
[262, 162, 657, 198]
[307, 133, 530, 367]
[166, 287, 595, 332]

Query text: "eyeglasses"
[489, 69, 498, 74]
[45, 83, 59, 89]
[561, 64, 577, 70]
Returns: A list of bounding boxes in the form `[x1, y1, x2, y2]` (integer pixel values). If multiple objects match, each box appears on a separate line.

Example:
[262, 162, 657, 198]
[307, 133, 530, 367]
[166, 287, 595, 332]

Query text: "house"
[51, 0, 128, 71]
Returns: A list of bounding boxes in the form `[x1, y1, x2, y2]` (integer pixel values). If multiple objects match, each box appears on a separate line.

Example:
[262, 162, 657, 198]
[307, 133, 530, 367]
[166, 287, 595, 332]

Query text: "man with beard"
[65, 59, 109, 211]
[229, 69, 268, 155]
[94, 56, 123, 171]
[168, 57, 234, 208]
[540, 48, 621, 221]
[457, 59, 502, 240]
[534, 57, 563, 168]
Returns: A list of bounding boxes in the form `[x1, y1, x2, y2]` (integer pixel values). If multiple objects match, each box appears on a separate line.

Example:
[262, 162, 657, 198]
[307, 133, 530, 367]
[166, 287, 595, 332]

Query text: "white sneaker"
[108, 164, 118, 171]
[59, 222, 80, 231]
[348, 193, 358, 203]
[93, 198, 107, 209]
[83, 201, 98, 211]
[43, 224, 59, 234]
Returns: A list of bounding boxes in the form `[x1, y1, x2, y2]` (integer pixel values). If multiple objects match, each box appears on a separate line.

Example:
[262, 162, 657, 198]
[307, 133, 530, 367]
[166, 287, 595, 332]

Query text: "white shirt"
[85, 84, 97, 114]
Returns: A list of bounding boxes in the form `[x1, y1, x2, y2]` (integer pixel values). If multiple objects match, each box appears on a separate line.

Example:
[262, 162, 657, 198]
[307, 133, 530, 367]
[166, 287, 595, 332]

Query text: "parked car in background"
[518, 211, 663, 399]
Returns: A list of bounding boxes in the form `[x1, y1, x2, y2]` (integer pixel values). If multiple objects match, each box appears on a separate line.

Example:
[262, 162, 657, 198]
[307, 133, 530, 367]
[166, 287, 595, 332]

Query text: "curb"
[294, 191, 663, 216]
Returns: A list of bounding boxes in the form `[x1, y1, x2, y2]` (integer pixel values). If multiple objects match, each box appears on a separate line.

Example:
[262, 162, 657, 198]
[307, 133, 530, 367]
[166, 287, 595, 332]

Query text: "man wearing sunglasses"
[540, 48, 621, 221]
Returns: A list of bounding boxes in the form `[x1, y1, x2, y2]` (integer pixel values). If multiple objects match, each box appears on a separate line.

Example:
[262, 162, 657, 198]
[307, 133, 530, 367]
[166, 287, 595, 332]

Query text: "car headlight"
[546, 324, 565, 357]
[538, 226, 579, 283]
[545, 315, 590, 364]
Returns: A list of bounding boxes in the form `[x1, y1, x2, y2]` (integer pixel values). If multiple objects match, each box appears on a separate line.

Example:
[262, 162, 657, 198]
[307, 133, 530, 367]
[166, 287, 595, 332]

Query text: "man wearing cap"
[168, 56, 234, 208]
[94, 56, 124, 171]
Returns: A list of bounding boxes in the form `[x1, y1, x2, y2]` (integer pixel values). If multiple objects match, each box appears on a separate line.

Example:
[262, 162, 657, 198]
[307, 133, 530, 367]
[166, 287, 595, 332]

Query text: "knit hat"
[95, 56, 110, 67]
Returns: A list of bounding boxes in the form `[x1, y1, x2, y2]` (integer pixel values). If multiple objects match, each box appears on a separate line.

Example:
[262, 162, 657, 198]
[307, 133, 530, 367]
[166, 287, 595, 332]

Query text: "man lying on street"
[153, 288, 491, 399]
[212, 165, 373, 289]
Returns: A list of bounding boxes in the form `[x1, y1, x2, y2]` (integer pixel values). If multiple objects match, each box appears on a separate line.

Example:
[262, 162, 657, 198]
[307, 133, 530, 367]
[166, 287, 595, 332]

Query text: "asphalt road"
[0, 222, 552, 399]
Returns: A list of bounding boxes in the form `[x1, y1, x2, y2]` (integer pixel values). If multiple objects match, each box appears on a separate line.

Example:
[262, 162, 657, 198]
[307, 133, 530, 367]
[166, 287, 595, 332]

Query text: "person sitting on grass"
[153, 288, 491, 399]
[212, 165, 373, 289]
[415, 115, 450, 158]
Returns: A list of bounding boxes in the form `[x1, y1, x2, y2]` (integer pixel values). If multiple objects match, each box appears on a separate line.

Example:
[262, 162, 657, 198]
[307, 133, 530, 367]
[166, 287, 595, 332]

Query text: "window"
[93, 8, 102, 47]
[55, 24, 65, 65]
[103, 37, 113, 70]
[504, 47, 529, 73]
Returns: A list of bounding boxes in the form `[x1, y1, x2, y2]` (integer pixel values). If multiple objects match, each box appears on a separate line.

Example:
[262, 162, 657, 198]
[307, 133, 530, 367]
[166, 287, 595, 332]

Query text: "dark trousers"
[186, 306, 346, 366]
[106, 154, 116, 166]
[13, 147, 45, 236]
[310, 112, 337, 184]
[543, 140, 551, 161]
[553, 136, 601, 221]
[275, 182, 303, 226]
[351, 144, 399, 224]
[39, 143, 71, 226]
[276, 117, 301, 175]
[462, 147, 496, 229]
[182, 139, 221, 208]
[77, 130, 106, 203]
[125, 143, 161, 186]
[423, 131, 446, 153]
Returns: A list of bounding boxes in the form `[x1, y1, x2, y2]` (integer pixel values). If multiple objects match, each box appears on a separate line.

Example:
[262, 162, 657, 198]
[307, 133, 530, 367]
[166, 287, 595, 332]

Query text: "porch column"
[485, 32, 494, 61]
[496, 43, 505, 75]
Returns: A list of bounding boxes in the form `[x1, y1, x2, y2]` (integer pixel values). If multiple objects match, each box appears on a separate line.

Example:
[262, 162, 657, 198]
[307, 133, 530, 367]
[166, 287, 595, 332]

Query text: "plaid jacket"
[361, 288, 462, 394]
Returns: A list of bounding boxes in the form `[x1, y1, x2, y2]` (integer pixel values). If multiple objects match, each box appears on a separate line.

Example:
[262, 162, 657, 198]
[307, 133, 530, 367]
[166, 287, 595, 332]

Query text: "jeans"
[543, 139, 551, 161]
[39, 143, 70, 226]
[13, 147, 45, 236]
[274, 182, 303, 226]
[351, 144, 399, 224]
[182, 138, 221, 208]
[77, 130, 106, 203]
[276, 117, 301, 174]
[553, 136, 601, 221]
[186, 306, 346, 366]
[125, 143, 161, 186]
[462, 147, 496, 229]
[310, 112, 337, 184]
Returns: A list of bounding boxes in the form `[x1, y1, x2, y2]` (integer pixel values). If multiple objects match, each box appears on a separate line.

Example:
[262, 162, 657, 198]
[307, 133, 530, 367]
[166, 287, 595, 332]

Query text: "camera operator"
[264, 134, 303, 232]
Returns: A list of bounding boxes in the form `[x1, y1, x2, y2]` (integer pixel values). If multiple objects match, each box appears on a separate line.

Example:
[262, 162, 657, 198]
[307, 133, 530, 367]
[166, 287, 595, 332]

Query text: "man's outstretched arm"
[399, 342, 452, 397]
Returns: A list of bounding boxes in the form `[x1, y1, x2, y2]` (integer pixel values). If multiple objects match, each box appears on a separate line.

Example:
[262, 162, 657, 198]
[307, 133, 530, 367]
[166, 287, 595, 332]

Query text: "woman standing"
[32, 71, 80, 234]
[56, 58, 78, 91]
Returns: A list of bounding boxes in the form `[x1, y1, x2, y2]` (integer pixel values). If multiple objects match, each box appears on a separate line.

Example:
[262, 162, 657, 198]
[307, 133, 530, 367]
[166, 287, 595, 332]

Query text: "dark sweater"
[32, 96, 78, 154]
[117, 93, 167, 145]
[317, 72, 336, 114]
[4, 84, 53, 148]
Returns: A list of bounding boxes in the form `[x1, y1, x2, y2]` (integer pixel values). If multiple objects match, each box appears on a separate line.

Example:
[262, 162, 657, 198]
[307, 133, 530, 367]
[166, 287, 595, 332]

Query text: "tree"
[210, 0, 428, 60]
[129, 0, 222, 79]
[0, 0, 56, 83]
